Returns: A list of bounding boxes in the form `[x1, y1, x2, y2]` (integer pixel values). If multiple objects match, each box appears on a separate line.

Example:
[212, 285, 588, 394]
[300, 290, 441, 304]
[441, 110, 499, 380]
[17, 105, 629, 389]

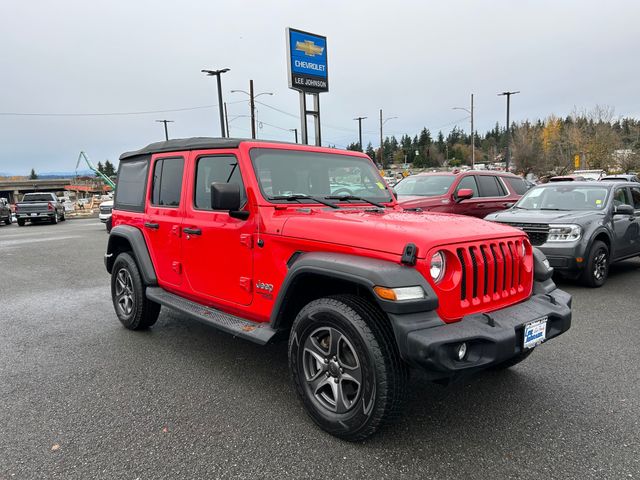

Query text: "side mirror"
[614, 204, 634, 215]
[456, 188, 474, 203]
[210, 182, 249, 220]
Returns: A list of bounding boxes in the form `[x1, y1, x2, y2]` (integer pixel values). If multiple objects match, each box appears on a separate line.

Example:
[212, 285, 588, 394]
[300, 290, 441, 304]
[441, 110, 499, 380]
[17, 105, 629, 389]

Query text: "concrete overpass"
[0, 178, 111, 203]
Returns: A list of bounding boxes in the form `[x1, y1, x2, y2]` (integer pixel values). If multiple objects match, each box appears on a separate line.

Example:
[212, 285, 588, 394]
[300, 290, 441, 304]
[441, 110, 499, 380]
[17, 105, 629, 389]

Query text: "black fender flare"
[105, 225, 157, 285]
[585, 227, 614, 258]
[270, 252, 438, 330]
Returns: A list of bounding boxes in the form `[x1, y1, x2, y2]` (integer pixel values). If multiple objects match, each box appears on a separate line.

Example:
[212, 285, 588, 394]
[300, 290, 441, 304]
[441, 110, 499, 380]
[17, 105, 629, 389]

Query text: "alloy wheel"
[302, 326, 362, 414]
[115, 268, 135, 316]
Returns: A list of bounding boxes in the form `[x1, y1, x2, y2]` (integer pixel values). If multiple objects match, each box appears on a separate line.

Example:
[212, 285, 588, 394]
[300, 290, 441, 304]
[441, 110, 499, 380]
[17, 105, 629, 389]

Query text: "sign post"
[286, 28, 328, 146]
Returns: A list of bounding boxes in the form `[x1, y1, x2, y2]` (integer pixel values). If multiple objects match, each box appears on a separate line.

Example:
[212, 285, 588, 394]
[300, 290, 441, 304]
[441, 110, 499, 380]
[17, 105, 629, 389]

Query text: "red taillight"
[48, 202, 54, 211]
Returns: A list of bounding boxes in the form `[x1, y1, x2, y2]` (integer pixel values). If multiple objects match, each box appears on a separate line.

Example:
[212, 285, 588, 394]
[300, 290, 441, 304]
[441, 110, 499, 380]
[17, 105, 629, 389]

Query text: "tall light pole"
[155, 119, 174, 141]
[231, 80, 273, 139]
[453, 93, 475, 168]
[353, 116, 367, 151]
[498, 91, 520, 171]
[201, 68, 230, 137]
[289, 128, 298, 143]
[379, 109, 398, 168]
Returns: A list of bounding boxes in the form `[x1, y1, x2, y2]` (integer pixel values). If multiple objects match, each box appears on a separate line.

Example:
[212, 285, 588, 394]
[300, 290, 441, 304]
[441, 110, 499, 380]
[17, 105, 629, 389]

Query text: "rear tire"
[106, 217, 112, 233]
[288, 294, 408, 441]
[3, 216, 10, 225]
[51, 213, 58, 224]
[111, 252, 160, 330]
[581, 240, 609, 287]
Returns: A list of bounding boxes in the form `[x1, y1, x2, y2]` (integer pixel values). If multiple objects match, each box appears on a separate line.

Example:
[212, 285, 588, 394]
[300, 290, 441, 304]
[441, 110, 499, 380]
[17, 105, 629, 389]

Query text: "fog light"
[457, 342, 467, 361]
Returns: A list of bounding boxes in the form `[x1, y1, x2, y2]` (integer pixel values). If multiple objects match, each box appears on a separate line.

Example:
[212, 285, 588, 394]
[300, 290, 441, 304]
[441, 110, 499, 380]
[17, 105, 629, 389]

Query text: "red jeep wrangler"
[105, 138, 571, 440]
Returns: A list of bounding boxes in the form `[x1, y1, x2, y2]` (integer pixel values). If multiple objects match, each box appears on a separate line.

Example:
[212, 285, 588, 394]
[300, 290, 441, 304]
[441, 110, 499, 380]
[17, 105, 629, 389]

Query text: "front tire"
[60, 212, 65, 221]
[111, 252, 160, 330]
[581, 240, 609, 287]
[288, 294, 408, 441]
[17, 218, 25, 226]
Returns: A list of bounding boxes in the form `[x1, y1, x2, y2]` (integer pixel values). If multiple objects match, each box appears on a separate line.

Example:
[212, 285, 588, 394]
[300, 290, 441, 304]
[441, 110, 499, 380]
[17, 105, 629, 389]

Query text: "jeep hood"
[280, 208, 523, 259]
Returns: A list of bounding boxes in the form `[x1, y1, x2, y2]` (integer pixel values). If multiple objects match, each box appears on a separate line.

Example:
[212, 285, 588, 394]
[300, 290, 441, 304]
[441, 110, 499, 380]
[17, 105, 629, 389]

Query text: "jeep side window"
[151, 158, 184, 207]
[612, 187, 629, 207]
[195, 155, 246, 210]
[455, 176, 479, 197]
[476, 175, 506, 197]
[114, 157, 150, 212]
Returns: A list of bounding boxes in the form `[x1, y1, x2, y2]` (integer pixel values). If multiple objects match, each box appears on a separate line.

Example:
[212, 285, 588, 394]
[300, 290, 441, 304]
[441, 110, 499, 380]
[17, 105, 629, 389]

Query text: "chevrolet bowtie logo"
[295, 40, 324, 57]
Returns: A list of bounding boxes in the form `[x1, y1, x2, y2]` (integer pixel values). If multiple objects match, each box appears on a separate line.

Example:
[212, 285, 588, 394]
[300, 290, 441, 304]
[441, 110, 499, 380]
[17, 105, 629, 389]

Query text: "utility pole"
[201, 68, 230, 137]
[224, 102, 230, 137]
[498, 91, 520, 171]
[249, 80, 256, 139]
[155, 120, 174, 141]
[289, 128, 298, 143]
[231, 81, 273, 140]
[354, 116, 367, 151]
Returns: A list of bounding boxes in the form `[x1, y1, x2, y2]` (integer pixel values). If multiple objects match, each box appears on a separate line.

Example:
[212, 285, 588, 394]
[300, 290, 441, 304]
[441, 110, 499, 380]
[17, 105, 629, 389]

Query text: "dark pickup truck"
[15, 192, 66, 226]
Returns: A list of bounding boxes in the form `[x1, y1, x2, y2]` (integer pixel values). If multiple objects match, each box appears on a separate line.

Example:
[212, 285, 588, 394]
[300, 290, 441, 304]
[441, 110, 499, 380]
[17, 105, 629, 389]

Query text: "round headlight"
[430, 251, 446, 283]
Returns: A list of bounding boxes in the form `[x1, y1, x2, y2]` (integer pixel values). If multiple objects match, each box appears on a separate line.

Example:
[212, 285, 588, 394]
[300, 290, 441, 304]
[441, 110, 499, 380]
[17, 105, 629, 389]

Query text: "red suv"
[395, 170, 529, 218]
[105, 138, 571, 440]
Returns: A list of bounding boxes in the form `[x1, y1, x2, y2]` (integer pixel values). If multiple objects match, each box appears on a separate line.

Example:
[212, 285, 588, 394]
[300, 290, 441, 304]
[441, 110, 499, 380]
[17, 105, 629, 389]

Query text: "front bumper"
[99, 213, 112, 223]
[389, 286, 571, 380]
[536, 242, 585, 274]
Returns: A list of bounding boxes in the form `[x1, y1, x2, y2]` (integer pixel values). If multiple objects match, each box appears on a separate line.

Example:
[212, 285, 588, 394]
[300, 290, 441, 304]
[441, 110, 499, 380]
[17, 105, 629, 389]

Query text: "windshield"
[515, 185, 610, 211]
[22, 193, 54, 202]
[394, 175, 455, 196]
[250, 148, 393, 203]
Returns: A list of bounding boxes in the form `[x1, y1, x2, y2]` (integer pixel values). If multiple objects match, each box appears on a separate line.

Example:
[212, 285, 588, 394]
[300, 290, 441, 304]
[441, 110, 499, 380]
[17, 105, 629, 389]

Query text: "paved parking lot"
[1, 218, 639, 479]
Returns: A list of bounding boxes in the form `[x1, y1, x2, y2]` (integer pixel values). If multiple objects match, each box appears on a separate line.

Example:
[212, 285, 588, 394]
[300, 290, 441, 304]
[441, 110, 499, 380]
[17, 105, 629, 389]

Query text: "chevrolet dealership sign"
[287, 28, 328, 93]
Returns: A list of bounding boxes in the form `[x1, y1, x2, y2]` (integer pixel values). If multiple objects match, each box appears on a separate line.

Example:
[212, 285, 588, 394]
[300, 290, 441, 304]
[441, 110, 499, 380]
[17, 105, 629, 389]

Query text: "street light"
[453, 93, 474, 168]
[201, 68, 230, 137]
[231, 80, 273, 139]
[498, 91, 520, 171]
[379, 109, 398, 167]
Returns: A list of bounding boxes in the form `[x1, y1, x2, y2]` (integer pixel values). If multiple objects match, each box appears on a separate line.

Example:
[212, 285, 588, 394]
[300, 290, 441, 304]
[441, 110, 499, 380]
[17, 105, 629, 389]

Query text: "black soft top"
[119, 137, 291, 161]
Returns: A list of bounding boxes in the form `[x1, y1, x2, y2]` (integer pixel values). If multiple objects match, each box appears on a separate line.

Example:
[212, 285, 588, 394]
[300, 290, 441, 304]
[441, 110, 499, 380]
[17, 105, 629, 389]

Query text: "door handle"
[476, 204, 486, 208]
[144, 222, 159, 230]
[183, 227, 202, 235]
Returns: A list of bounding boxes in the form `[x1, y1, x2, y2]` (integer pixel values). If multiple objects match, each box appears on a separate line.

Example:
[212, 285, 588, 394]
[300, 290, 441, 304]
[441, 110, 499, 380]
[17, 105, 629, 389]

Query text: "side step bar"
[146, 287, 276, 345]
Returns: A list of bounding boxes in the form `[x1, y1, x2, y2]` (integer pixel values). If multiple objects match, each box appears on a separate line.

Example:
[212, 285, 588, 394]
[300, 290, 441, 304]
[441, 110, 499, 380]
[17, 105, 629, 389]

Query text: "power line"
[0, 100, 249, 117]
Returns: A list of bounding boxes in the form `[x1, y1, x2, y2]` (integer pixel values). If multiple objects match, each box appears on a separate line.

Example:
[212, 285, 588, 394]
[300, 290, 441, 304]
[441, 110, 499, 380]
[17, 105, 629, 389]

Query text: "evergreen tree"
[103, 160, 116, 177]
[29, 168, 38, 180]
[96, 161, 104, 174]
[365, 142, 376, 161]
[346, 142, 361, 151]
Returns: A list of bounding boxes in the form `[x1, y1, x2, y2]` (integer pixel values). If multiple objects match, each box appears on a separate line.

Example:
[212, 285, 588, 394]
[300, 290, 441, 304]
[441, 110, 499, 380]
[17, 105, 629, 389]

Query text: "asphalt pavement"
[1, 218, 639, 479]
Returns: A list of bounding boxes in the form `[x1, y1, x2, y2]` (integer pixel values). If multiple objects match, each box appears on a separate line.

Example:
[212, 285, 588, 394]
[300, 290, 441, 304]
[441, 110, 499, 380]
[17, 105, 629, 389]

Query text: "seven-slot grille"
[456, 239, 526, 306]
[499, 222, 549, 246]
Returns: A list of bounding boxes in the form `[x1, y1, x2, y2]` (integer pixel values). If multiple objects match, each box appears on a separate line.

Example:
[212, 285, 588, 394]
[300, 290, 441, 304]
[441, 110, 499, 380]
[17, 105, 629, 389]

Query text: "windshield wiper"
[269, 194, 339, 209]
[540, 208, 568, 211]
[325, 195, 386, 209]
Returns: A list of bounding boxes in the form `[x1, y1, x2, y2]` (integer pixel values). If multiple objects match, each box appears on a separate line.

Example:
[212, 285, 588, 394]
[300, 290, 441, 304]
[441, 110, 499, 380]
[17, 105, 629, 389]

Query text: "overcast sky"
[1, 0, 639, 174]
